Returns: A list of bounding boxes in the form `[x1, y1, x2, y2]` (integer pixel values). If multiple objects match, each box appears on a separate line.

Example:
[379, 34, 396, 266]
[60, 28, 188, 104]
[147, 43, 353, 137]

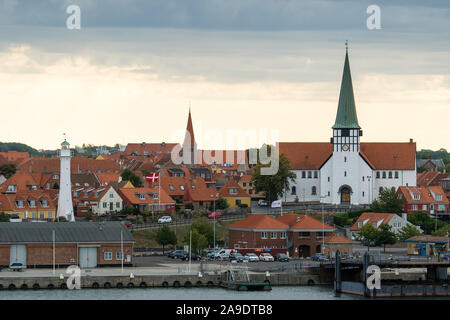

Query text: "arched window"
[379, 187, 383, 194]
[291, 186, 297, 195]
[312, 186, 317, 195]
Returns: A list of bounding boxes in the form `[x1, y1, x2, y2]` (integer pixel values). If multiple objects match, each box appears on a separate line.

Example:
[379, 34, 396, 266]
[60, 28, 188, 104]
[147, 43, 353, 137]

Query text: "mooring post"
[334, 250, 341, 294]
[363, 251, 370, 297]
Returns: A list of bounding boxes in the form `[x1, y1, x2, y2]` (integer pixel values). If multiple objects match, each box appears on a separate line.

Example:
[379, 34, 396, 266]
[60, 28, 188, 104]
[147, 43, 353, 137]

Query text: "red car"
[208, 212, 222, 219]
[121, 220, 132, 228]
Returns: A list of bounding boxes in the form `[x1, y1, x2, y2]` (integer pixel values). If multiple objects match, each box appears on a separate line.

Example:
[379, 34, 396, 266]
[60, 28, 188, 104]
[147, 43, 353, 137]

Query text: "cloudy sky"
[0, 0, 449, 151]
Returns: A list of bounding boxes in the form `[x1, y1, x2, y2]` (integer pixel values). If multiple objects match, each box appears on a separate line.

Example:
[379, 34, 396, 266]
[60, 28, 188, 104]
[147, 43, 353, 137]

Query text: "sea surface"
[1, 286, 449, 300]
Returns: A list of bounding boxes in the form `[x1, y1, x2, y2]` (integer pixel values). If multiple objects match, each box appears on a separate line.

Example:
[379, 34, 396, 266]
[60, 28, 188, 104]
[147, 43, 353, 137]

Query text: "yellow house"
[238, 175, 265, 199]
[219, 180, 251, 208]
[0, 193, 57, 221]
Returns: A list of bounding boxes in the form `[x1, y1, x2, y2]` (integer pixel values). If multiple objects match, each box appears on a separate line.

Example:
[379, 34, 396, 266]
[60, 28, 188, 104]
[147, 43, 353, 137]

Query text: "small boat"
[220, 263, 272, 291]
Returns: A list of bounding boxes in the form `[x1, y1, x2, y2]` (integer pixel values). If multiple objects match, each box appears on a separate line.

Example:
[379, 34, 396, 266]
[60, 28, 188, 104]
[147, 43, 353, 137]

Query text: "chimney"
[402, 213, 408, 220]
[409, 138, 413, 143]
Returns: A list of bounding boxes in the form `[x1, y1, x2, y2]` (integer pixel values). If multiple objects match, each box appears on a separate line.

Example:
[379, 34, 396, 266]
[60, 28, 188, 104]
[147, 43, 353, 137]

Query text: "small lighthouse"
[57, 136, 75, 221]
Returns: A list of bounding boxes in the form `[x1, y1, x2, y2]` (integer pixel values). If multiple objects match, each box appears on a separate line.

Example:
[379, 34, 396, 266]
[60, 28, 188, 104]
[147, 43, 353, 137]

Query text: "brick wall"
[0, 243, 133, 267]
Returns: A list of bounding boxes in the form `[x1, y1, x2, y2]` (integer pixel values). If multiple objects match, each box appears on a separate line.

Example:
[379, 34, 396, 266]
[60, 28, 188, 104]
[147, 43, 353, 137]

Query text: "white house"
[280, 47, 416, 205]
[73, 185, 123, 216]
[350, 212, 421, 239]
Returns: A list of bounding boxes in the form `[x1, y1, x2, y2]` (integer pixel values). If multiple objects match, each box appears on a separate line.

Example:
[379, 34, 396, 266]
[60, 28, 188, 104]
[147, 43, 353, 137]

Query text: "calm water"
[0, 286, 358, 300]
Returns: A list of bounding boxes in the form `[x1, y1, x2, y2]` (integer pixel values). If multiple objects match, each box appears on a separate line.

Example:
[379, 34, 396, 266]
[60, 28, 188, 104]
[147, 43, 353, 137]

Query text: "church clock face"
[342, 144, 349, 151]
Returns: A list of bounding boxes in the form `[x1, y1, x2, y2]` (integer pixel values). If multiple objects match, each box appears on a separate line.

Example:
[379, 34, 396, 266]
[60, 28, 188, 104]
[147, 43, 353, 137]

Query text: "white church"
[280, 47, 417, 205]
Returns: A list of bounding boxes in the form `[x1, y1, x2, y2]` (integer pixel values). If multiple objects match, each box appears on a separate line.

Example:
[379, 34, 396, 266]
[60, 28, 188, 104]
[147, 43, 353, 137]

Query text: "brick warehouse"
[0, 222, 134, 268]
[226, 214, 335, 258]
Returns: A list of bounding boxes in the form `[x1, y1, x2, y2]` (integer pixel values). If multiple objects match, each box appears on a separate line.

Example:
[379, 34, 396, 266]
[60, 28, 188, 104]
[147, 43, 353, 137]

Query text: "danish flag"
[145, 173, 159, 183]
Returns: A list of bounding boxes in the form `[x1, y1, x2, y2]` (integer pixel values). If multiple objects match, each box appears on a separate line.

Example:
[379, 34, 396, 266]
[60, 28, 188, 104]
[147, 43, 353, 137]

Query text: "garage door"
[10, 245, 27, 266]
[79, 247, 97, 268]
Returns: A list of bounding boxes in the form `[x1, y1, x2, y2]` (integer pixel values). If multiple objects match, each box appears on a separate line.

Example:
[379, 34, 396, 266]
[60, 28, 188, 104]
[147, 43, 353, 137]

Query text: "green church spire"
[333, 42, 360, 129]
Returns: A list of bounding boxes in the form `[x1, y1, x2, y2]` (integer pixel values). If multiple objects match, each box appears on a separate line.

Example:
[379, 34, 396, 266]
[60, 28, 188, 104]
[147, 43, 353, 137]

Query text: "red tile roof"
[350, 212, 396, 231]
[324, 235, 354, 244]
[417, 172, 450, 187]
[123, 143, 177, 157]
[18, 157, 121, 174]
[397, 186, 448, 204]
[277, 214, 334, 231]
[118, 187, 175, 205]
[279, 141, 416, 170]
[226, 214, 289, 230]
[219, 180, 250, 198]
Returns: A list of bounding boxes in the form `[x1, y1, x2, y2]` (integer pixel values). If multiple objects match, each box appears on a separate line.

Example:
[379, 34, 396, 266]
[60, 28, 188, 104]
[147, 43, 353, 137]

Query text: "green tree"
[0, 212, 10, 222]
[155, 225, 177, 254]
[184, 228, 208, 254]
[191, 217, 214, 246]
[408, 212, 447, 235]
[121, 168, 142, 187]
[370, 187, 403, 214]
[0, 164, 16, 179]
[358, 223, 378, 252]
[252, 146, 296, 203]
[375, 224, 397, 252]
[216, 197, 229, 210]
[397, 224, 423, 241]
[431, 224, 450, 237]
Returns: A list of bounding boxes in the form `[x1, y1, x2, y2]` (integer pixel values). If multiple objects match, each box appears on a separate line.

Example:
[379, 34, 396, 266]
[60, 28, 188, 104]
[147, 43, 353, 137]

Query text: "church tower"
[181, 108, 198, 165]
[330, 42, 362, 205]
[57, 138, 75, 221]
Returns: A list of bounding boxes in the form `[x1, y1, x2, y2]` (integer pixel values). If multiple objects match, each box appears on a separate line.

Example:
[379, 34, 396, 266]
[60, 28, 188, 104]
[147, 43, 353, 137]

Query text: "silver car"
[245, 253, 260, 262]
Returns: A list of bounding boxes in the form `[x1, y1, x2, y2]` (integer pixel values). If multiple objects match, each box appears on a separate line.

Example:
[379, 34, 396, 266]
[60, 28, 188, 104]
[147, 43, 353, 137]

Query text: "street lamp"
[367, 175, 372, 206]
[320, 195, 327, 253]
[211, 193, 219, 250]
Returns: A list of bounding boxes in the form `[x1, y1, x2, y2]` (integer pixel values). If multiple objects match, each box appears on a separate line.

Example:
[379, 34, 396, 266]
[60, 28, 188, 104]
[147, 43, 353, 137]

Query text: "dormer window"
[16, 200, 24, 208]
[7, 185, 17, 193]
[230, 188, 238, 195]
[191, 185, 195, 189]
[169, 185, 174, 191]
[180, 185, 185, 191]
[29, 200, 36, 208]
[413, 194, 420, 200]
[435, 194, 442, 201]
[53, 174, 58, 179]
[41, 200, 48, 207]
[136, 193, 145, 200]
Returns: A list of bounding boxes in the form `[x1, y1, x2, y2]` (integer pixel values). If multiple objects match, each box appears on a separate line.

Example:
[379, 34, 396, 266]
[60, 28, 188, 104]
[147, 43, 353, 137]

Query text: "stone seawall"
[0, 272, 326, 290]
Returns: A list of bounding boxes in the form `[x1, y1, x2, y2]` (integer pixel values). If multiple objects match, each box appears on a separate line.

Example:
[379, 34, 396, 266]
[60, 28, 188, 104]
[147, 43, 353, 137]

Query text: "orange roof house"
[219, 180, 251, 208]
[118, 187, 176, 214]
[277, 214, 335, 232]
[397, 186, 449, 214]
[227, 214, 289, 231]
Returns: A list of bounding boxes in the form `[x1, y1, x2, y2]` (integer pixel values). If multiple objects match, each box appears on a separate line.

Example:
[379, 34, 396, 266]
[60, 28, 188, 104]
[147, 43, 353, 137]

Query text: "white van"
[214, 249, 233, 260]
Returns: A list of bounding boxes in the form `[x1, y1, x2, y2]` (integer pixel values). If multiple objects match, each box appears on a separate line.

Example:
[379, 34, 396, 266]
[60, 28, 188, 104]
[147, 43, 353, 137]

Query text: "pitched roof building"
[280, 45, 416, 205]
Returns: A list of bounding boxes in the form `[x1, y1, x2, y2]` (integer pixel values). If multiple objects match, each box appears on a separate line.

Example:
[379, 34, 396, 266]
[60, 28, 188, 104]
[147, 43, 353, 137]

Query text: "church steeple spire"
[333, 41, 360, 129]
[183, 107, 196, 148]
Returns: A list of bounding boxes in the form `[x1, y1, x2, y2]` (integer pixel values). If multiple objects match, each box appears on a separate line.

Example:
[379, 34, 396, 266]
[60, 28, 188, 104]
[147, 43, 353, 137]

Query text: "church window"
[328, 191, 330, 196]
[311, 186, 317, 195]
[344, 157, 347, 163]
[388, 172, 392, 179]
[308, 171, 312, 179]
[379, 187, 383, 194]
[302, 171, 306, 179]
[382, 172, 386, 179]
[376, 172, 380, 179]
[362, 191, 365, 197]
[291, 186, 296, 195]
[395, 171, 399, 179]
[314, 171, 318, 179]
[341, 129, 350, 137]
[344, 171, 347, 177]
[328, 177, 330, 182]
[362, 176, 365, 182]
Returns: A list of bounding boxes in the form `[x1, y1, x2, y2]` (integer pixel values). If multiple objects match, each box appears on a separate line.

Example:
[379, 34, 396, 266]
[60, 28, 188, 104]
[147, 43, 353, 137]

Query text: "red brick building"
[227, 214, 335, 258]
[397, 186, 449, 214]
[0, 222, 134, 268]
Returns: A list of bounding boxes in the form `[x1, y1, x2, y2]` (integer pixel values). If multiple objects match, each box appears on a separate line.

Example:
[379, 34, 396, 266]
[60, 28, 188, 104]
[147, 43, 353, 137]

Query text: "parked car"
[168, 250, 187, 259]
[206, 250, 219, 260]
[245, 253, 260, 262]
[214, 249, 234, 260]
[311, 253, 328, 262]
[120, 220, 132, 228]
[208, 212, 222, 219]
[182, 253, 202, 261]
[257, 199, 268, 207]
[275, 253, 290, 262]
[229, 253, 246, 262]
[441, 253, 450, 261]
[258, 253, 274, 262]
[158, 216, 172, 224]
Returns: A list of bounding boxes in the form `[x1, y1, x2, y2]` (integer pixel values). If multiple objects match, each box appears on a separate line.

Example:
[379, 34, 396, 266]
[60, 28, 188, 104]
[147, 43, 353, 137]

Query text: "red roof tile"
[351, 212, 396, 231]
[227, 214, 289, 230]
[277, 214, 334, 231]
